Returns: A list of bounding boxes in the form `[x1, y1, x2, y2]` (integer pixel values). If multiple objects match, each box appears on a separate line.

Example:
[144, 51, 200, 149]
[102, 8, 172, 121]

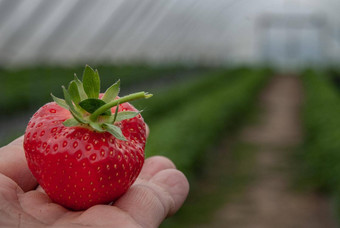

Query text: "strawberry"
[23, 65, 152, 210]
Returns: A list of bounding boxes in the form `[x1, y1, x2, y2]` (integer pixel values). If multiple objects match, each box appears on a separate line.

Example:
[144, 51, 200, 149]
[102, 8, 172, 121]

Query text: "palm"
[0, 137, 189, 228]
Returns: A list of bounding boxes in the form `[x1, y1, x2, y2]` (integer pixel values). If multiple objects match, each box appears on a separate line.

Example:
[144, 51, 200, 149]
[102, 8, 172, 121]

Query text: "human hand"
[0, 135, 189, 228]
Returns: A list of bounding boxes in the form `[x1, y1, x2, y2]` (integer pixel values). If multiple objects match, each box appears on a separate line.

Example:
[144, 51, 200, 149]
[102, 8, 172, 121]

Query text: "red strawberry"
[23, 65, 152, 210]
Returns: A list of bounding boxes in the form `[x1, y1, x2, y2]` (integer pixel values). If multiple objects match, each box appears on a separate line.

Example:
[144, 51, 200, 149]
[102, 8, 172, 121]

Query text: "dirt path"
[200, 75, 338, 228]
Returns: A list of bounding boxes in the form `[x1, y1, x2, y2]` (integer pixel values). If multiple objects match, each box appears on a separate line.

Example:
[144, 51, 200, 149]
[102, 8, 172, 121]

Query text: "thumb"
[114, 157, 189, 228]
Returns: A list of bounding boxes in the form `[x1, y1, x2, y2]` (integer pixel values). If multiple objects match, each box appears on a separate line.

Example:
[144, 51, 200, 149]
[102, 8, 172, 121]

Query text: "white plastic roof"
[0, 0, 339, 67]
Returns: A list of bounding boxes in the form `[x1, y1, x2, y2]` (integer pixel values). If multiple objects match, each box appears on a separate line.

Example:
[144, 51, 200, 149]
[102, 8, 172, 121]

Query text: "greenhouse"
[1, 0, 340, 227]
[0, 0, 339, 67]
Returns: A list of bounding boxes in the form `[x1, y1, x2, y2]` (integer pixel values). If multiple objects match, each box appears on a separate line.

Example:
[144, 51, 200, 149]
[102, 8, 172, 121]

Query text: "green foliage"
[301, 70, 340, 193]
[144, 68, 271, 176]
[133, 68, 251, 123]
[0, 64, 185, 116]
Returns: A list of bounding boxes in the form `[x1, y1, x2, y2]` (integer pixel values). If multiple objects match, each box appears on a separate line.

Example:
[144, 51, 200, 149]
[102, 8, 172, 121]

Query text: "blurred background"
[1, 0, 340, 227]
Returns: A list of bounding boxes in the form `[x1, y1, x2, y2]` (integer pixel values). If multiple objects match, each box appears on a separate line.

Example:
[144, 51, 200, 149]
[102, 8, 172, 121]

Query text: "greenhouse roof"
[0, 0, 339, 67]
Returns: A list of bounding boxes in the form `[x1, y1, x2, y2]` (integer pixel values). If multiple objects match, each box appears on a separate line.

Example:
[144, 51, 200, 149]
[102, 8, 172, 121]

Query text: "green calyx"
[51, 65, 152, 141]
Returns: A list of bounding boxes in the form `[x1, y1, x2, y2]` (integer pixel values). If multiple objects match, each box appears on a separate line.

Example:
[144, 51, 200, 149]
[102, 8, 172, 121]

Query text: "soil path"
[200, 75, 338, 228]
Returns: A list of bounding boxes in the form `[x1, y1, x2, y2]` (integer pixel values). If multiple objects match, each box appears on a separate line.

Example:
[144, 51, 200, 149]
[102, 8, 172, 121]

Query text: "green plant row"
[133, 68, 248, 124]
[0, 64, 187, 116]
[302, 70, 340, 193]
[145, 69, 271, 176]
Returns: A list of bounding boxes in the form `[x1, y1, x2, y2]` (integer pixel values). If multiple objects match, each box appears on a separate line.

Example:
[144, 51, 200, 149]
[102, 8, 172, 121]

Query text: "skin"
[0, 127, 189, 228]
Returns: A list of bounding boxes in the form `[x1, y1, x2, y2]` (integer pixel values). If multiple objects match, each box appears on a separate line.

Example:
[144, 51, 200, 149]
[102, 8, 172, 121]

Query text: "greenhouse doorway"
[257, 14, 328, 69]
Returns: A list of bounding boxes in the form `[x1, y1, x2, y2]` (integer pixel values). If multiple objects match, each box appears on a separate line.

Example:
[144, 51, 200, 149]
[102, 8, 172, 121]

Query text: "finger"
[149, 169, 189, 217]
[137, 156, 176, 181]
[0, 136, 37, 192]
[114, 168, 189, 228]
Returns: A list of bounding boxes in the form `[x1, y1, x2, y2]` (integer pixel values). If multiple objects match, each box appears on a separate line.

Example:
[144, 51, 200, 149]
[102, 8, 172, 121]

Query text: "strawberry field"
[134, 68, 271, 177]
[0, 65, 189, 116]
[301, 69, 340, 217]
[0, 66, 270, 150]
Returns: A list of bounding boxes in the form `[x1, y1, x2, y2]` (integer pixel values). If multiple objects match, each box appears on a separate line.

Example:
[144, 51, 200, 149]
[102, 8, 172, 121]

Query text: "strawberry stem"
[89, 92, 152, 121]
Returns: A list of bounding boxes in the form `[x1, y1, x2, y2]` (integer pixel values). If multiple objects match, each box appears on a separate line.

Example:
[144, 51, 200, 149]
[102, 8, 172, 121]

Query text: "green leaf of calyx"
[68, 81, 81, 106]
[51, 93, 69, 109]
[90, 122, 105, 132]
[63, 118, 79, 127]
[102, 80, 120, 103]
[79, 98, 111, 116]
[74, 74, 87, 100]
[82, 65, 100, 99]
[103, 123, 127, 141]
[110, 111, 139, 123]
[62, 86, 86, 124]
